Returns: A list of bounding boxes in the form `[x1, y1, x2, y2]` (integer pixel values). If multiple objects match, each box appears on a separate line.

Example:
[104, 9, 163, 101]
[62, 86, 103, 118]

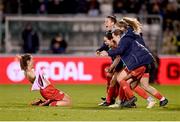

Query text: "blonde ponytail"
[122, 17, 142, 35]
[115, 19, 128, 30]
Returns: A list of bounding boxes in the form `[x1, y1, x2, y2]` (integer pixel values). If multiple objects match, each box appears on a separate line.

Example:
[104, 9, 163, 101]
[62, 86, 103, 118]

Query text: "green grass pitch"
[0, 84, 180, 121]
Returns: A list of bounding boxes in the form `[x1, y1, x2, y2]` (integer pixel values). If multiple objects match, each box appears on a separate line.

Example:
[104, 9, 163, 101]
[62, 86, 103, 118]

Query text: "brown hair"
[18, 54, 32, 71]
[104, 32, 113, 40]
[106, 15, 117, 24]
[112, 29, 123, 36]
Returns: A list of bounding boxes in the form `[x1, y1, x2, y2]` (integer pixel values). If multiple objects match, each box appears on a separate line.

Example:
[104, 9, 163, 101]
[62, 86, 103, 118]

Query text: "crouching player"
[98, 32, 121, 106]
[17, 54, 72, 107]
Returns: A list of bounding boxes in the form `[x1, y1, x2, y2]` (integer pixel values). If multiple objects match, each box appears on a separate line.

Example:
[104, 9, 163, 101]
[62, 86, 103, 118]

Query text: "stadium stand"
[0, 0, 179, 55]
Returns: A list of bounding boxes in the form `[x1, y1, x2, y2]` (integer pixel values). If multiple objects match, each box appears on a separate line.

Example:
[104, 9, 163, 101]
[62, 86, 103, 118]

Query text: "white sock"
[160, 97, 165, 101]
[147, 96, 154, 103]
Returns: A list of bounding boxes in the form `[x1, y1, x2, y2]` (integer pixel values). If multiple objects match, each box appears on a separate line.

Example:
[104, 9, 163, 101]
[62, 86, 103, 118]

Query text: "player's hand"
[95, 51, 101, 56]
[105, 67, 114, 73]
[100, 51, 108, 56]
[105, 67, 110, 73]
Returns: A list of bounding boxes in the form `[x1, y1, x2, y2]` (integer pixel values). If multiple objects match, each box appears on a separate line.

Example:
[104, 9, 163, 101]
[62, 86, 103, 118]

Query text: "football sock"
[106, 86, 115, 104]
[142, 73, 150, 78]
[154, 92, 164, 101]
[119, 85, 126, 101]
[134, 85, 148, 99]
[120, 80, 134, 99]
[114, 83, 119, 99]
[160, 97, 165, 101]
[106, 76, 111, 93]
[147, 96, 154, 102]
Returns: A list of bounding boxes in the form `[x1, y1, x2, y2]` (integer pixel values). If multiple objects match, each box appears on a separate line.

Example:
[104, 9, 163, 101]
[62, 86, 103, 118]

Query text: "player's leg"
[98, 72, 113, 106]
[117, 69, 135, 101]
[108, 69, 131, 108]
[119, 66, 148, 107]
[106, 72, 113, 94]
[31, 98, 45, 106]
[128, 78, 155, 108]
[140, 74, 168, 107]
[133, 84, 156, 108]
[105, 72, 118, 105]
[50, 93, 72, 107]
[108, 83, 126, 108]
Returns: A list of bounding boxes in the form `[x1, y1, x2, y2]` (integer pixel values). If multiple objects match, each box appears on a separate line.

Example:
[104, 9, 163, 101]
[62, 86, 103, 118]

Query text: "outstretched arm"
[96, 43, 109, 52]
[110, 56, 121, 70]
[107, 56, 121, 73]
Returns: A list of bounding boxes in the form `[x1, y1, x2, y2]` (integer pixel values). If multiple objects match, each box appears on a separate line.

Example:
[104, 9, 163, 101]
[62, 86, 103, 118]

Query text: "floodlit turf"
[0, 84, 180, 121]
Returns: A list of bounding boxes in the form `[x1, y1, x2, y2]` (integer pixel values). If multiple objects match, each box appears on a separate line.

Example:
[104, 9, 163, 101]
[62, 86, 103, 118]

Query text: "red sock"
[106, 86, 115, 103]
[142, 73, 150, 78]
[134, 86, 148, 99]
[106, 77, 111, 93]
[114, 83, 119, 99]
[154, 92, 163, 100]
[49, 101, 57, 106]
[119, 85, 126, 101]
[120, 80, 134, 99]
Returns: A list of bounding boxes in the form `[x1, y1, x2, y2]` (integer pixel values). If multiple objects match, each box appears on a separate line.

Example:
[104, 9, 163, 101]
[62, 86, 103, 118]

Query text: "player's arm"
[96, 43, 109, 56]
[25, 71, 36, 84]
[111, 56, 121, 70]
[106, 56, 121, 73]
[96, 43, 109, 52]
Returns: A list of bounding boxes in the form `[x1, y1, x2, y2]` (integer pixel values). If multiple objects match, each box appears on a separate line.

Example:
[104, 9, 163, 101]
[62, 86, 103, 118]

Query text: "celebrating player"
[100, 17, 168, 107]
[96, 15, 119, 106]
[115, 17, 168, 107]
[17, 54, 71, 107]
[101, 31, 156, 108]
[97, 16, 156, 108]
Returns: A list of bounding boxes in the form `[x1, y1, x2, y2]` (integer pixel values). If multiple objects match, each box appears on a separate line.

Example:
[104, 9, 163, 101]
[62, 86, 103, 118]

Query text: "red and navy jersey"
[108, 29, 153, 71]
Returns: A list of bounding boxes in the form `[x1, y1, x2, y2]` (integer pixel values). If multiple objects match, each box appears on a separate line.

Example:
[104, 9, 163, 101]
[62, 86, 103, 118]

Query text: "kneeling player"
[17, 54, 72, 107]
